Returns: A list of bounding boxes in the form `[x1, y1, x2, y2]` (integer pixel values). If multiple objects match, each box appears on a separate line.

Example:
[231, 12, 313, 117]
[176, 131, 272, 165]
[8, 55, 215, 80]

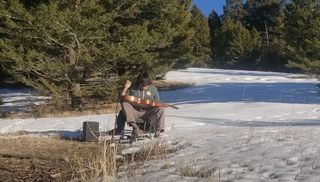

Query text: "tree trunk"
[70, 83, 83, 110]
[264, 20, 270, 47]
[68, 45, 83, 110]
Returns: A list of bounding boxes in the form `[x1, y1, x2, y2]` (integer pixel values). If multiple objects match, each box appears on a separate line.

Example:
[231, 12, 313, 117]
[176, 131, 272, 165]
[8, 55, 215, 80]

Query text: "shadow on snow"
[167, 115, 320, 127]
[5, 130, 84, 140]
[161, 82, 320, 105]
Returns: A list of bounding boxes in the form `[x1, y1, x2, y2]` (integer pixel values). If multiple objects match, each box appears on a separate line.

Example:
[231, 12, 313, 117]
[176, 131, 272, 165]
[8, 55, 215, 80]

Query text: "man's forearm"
[121, 87, 128, 96]
[121, 80, 132, 96]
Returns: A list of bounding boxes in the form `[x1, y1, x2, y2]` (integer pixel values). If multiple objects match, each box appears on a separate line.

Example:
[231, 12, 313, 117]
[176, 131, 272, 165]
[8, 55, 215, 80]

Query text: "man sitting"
[120, 70, 165, 138]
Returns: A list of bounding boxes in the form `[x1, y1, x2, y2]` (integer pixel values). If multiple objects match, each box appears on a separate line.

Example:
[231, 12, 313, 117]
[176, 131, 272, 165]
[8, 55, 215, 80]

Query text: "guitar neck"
[122, 95, 178, 109]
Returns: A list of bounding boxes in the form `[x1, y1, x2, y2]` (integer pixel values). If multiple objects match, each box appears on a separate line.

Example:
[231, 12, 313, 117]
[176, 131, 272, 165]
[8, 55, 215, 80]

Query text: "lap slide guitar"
[122, 95, 179, 109]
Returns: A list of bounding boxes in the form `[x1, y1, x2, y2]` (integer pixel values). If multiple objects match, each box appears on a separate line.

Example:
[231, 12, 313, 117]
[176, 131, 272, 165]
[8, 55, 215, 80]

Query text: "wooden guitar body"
[122, 95, 178, 109]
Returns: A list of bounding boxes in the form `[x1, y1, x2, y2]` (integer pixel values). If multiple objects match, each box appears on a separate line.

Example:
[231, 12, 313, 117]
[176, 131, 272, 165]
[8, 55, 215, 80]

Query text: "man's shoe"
[154, 131, 161, 138]
[108, 129, 123, 135]
[129, 122, 140, 138]
[132, 127, 139, 138]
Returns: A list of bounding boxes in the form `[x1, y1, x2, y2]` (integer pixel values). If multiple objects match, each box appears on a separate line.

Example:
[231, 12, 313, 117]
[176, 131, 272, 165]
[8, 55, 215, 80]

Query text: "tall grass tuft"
[71, 140, 118, 181]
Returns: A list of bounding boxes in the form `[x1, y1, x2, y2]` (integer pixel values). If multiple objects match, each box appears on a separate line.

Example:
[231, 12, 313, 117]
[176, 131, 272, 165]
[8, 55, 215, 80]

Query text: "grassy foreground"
[0, 135, 103, 181]
[0, 134, 172, 181]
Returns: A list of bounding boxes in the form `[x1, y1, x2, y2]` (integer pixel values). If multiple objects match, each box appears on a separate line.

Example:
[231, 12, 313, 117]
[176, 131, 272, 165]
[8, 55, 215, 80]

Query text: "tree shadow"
[6, 130, 84, 141]
[161, 82, 320, 105]
[0, 88, 49, 113]
[177, 68, 298, 77]
[167, 115, 320, 127]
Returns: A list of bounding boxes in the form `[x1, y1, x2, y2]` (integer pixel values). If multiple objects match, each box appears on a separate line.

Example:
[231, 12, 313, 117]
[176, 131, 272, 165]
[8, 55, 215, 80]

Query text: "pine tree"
[223, 0, 245, 21]
[243, 0, 286, 43]
[215, 19, 260, 68]
[0, 0, 194, 109]
[179, 5, 211, 68]
[0, 0, 120, 109]
[243, 0, 288, 70]
[208, 10, 221, 59]
[284, 0, 320, 75]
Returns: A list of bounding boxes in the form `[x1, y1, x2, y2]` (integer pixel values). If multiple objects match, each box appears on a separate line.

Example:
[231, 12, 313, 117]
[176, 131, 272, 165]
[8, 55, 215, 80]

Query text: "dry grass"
[0, 135, 112, 181]
[0, 134, 179, 181]
[33, 102, 119, 118]
[179, 166, 217, 178]
[123, 139, 168, 163]
[72, 140, 118, 181]
[1, 102, 119, 119]
[117, 139, 171, 178]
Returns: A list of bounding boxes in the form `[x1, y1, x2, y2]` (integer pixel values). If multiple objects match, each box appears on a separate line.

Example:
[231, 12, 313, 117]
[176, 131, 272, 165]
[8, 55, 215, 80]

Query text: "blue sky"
[194, 0, 226, 17]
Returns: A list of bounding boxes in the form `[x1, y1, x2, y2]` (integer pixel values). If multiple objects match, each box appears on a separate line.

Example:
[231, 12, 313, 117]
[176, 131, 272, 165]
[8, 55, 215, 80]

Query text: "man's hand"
[124, 80, 132, 89]
[121, 80, 132, 96]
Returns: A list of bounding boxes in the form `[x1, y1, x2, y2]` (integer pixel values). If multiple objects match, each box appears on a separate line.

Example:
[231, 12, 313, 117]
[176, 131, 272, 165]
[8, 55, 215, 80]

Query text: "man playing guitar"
[120, 70, 165, 138]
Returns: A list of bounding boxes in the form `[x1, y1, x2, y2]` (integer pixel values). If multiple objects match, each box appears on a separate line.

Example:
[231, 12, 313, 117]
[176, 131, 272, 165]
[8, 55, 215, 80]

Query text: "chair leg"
[144, 121, 147, 131]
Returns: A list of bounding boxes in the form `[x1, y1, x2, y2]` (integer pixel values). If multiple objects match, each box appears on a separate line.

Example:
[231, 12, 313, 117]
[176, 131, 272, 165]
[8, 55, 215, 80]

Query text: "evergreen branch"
[0, 13, 32, 24]
[38, 79, 65, 99]
[113, 2, 139, 18]
[28, 24, 66, 48]
[114, 2, 127, 12]
[65, 73, 73, 86]
[14, 67, 64, 84]
[3, 31, 53, 46]
[0, 13, 66, 47]
[30, 69, 65, 83]
[55, 21, 80, 49]
[81, 37, 106, 40]
[55, 21, 81, 67]
[46, 34, 65, 48]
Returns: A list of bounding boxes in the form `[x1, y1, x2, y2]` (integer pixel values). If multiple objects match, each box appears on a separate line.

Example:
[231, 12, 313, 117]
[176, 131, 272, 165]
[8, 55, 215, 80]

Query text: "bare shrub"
[71, 140, 118, 181]
[179, 166, 216, 178]
[118, 139, 174, 177]
[123, 140, 168, 163]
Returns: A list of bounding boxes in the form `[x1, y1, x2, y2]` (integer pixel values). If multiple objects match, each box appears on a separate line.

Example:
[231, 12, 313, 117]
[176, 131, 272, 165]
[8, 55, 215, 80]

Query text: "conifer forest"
[0, 0, 319, 109]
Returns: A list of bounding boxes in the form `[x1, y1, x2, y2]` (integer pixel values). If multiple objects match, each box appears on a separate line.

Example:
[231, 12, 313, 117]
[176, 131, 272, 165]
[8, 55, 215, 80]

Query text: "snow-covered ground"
[1, 68, 320, 181]
[0, 87, 50, 114]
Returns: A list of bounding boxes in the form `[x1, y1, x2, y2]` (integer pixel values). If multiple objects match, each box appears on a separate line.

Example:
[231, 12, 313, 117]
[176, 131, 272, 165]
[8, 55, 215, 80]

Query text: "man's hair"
[137, 70, 151, 86]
